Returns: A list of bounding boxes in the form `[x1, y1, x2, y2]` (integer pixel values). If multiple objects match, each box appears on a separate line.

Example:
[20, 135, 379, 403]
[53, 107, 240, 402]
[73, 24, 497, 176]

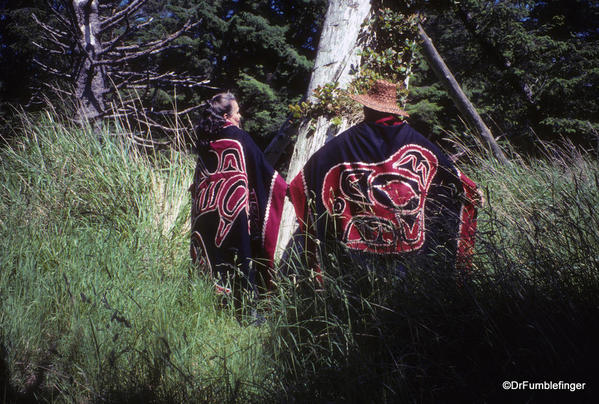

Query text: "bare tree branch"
[133, 17, 155, 30]
[55, 0, 80, 38]
[418, 23, 509, 164]
[107, 105, 185, 136]
[102, 125, 174, 146]
[100, 17, 130, 55]
[101, 0, 147, 32]
[33, 58, 73, 79]
[97, 20, 200, 66]
[33, 1, 209, 135]
[37, 32, 71, 51]
[156, 104, 204, 115]
[113, 70, 210, 88]
[141, 118, 184, 133]
[41, 81, 75, 96]
[44, 0, 77, 35]
[32, 13, 70, 41]
[32, 41, 69, 55]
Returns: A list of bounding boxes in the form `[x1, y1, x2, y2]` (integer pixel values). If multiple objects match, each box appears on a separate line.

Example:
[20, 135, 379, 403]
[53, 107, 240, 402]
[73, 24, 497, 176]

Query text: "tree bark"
[418, 23, 509, 164]
[73, 0, 108, 123]
[275, 0, 372, 261]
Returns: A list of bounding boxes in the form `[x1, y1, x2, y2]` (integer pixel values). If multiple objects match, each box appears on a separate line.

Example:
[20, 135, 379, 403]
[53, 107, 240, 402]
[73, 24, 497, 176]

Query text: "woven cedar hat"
[349, 80, 409, 116]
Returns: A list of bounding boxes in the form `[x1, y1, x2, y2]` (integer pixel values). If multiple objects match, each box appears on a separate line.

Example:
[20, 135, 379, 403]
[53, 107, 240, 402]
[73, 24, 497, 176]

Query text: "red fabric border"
[262, 172, 288, 268]
[289, 170, 323, 285]
[375, 115, 405, 126]
[289, 170, 308, 232]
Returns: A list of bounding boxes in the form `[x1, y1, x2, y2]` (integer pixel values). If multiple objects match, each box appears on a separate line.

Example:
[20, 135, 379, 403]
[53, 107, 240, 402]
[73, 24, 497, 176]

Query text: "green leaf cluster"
[288, 7, 418, 124]
[355, 8, 419, 100]
[288, 83, 359, 126]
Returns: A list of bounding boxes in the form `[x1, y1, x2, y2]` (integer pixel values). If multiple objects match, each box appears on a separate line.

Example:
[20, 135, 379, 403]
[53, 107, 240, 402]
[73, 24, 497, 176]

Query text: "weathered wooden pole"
[275, 0, 372, 260]
[418, 23, 509, 164]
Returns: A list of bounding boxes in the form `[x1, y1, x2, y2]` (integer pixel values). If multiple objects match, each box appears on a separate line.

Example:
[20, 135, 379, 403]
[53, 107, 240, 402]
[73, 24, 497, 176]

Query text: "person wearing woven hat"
[350, 79, 410, 118]
[287, 80, 480, 278]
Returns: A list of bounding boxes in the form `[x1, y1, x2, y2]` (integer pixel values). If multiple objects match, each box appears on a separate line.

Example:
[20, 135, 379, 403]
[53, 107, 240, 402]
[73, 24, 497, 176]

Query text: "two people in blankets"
[190, 80, 479, 298]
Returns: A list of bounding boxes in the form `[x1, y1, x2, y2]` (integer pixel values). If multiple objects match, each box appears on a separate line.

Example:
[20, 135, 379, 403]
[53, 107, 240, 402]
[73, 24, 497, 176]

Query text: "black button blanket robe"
[288, 118, 479, 279]
[190, 124, 287, 294]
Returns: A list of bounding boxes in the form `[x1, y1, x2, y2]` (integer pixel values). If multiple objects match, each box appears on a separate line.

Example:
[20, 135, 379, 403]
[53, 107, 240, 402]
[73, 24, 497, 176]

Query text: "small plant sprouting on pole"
[287, 8, 418, 128]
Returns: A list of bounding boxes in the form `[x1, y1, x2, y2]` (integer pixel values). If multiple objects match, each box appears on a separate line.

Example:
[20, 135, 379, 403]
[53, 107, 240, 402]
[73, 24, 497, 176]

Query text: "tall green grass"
[0, 111, 273, 403]
[2, 108, 598, 403]
[267, 140, 599, 402]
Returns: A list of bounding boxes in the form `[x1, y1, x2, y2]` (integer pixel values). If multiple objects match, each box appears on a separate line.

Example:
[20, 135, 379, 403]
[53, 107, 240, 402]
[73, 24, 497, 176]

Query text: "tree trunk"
[275, 0, 372, 261]
[418, 23, 509, 164]
[73, 0, 107, 124]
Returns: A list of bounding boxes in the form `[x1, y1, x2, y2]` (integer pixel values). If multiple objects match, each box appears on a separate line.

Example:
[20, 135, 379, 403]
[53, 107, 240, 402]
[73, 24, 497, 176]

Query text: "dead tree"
[275, 0, 372, 260]
[418, 23, 509, 164]
[32, 0, 207, 135]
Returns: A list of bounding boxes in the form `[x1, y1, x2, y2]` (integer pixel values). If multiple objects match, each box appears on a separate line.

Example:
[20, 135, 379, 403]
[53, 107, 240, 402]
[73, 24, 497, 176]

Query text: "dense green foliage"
[2, 1, 596, 152]
[0, 0, 47, 120]
[407, 0, 599, 150]
[213, 0, 326, 144]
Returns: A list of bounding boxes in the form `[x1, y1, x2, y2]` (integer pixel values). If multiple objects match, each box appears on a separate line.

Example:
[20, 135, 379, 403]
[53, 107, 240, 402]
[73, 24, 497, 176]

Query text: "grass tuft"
[266, 140, 599, 403]
[2, 107, 598, 402]
[0, 110, 272, 403]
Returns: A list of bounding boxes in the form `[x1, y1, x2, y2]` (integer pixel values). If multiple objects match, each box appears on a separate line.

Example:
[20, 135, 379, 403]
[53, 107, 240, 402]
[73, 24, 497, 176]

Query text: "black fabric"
[190, 125, 286, 292]
[290, 121, 466, 272]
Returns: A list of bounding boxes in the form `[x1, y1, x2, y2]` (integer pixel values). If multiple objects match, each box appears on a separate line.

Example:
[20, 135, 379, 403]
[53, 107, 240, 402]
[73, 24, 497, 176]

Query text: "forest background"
[1, 0, 598, 154]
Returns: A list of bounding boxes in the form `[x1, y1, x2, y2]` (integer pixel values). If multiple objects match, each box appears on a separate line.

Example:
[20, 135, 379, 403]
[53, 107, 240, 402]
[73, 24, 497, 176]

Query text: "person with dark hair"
[288, 80, 480, 279]
[190, 92, 287, 299]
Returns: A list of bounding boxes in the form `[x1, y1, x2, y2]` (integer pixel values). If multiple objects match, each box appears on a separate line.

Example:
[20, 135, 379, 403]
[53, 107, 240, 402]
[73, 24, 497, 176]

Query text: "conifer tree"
[1, 0, 328, 145]
[212, 0, 327, 146]
[408, 0, 599, 150]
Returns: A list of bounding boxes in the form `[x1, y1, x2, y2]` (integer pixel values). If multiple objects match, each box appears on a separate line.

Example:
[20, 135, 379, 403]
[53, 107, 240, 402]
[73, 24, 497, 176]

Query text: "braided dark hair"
[194, 92, 237, 150]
